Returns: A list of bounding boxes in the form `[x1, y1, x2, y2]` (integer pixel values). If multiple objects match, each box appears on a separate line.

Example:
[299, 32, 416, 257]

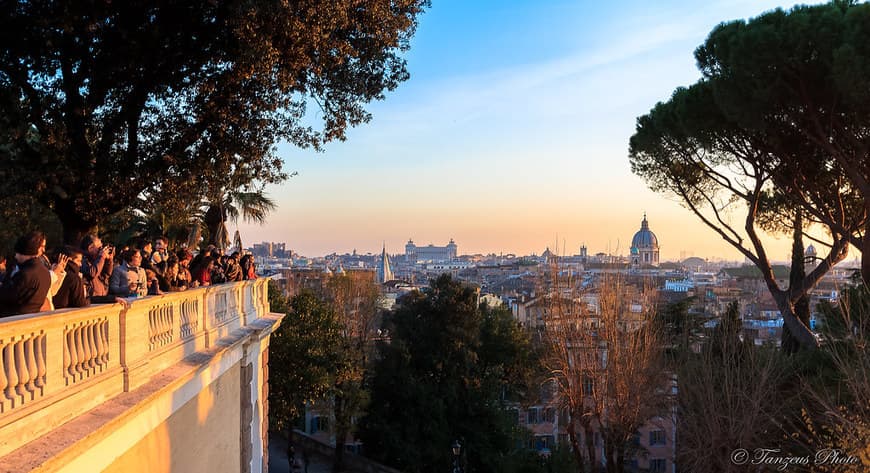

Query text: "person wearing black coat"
[0, 232, 52, 317]
[52, 247, 90, 310]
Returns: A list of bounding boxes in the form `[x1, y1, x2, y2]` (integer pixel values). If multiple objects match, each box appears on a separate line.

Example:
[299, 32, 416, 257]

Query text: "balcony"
[0, 278, 282, 472]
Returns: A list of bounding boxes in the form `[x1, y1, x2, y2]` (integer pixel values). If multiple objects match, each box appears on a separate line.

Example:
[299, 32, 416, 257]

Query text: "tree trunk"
[567, 415, 587, 473]
[584, 425, 596, 473]
[56, 198, 97, 246]
[615, 444, 625, 473]
[863, 221, 870, 284]
[332, 391, 347, 473]
[603, 437, 615, 473]
[783, 212, 810, 354]
[204, 205, 223, 247]
[772, 296, 818, 351]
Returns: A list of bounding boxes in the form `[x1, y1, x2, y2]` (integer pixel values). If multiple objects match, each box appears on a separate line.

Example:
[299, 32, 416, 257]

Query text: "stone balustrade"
[0, 278, 272, 458]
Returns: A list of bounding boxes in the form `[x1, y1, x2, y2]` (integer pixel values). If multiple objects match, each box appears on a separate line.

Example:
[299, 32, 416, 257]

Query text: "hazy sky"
[238, 0, 828, 261]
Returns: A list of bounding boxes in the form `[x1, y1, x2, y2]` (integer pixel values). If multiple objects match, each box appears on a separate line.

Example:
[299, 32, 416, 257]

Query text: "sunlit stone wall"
[0, 278, 283, 473]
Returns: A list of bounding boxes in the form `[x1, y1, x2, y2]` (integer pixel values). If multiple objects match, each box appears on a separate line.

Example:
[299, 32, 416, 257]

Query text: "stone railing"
[0, 278, 272, 458]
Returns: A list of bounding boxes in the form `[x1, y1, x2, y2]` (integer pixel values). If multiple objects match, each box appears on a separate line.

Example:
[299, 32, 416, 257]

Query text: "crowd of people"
[0, 231, 258, 317]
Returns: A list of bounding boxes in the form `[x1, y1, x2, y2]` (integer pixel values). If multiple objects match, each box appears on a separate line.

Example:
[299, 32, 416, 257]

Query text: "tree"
[0, 0, 428, 243]
[657, 296, 702, 357]
[630, 75, 856, 351]
[359, 275, 539, 473]
[268, 289, 345, 433]
[800, 283, 870, 472]
[676, 322, 794, 472]
[687, 0, 870, 283]
[543, 274, 671, 473]
[323, 272, 382, 473]
[202, 189, 277, 249]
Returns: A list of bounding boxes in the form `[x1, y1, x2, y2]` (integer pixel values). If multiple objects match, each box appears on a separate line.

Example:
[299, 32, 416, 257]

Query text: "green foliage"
[710, 301, 742, 357]
[816, 283, 870, 340]
[490, 445, 579, 473]
[0, 195, 62, 255]
[359, 275, 541, 473]
[628, 0, 870, 349]
[203, 189, 278, 248]
[657, 296, 702, 357]
[674, 287, 870, 471]
[268, 280, 290, 315]
[0, 0, 429, 242]
[676, 335, 796, 471]
[269, 290, 345, 432]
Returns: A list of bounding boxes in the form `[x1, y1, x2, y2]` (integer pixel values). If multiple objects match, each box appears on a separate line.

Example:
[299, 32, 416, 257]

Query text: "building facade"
[405, 238, 458, 263]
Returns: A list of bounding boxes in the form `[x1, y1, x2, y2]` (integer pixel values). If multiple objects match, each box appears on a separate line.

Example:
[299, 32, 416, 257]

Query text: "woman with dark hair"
[173, 250, 194, 290]
[0, 231, 51, 316]
[239, 254, 256, 280]
[225, 252, 243, 282]
[191, 256, 214, 287]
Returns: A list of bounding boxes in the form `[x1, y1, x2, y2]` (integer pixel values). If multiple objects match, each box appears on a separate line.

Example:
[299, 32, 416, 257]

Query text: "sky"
[237, 0, 833, 261]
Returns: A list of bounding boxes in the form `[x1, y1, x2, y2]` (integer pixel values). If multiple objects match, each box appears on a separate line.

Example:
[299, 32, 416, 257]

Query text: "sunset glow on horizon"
[237, 0, 830, 262]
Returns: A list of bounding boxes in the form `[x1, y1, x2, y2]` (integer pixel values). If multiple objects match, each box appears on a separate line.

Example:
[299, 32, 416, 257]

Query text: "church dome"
[631, 214, 659, 249]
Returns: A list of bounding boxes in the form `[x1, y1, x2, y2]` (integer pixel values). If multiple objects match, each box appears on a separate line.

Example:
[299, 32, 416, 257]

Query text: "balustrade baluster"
[160, 309, 165, 345]
[85, 323, 96, 370]
[35, 334, 46, 388]
[100, 320, 110, 364]
[74, 326, 85, 377]
[0, 343, 7, 407]
[63, 330, 73, 379]
[14, 341, 28, 399]
[4, 344, 17, 403]
[24, 337, 36, 394]
[148, 311, 155, 348]
[158, 308, 166, 346]
[165, 307, 173, 345]
[93, 322, 105, 367]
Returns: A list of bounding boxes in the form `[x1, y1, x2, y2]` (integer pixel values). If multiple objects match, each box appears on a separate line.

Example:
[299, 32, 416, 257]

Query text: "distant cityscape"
[258, 214, 861, 463]
[258, 214, 859, 349]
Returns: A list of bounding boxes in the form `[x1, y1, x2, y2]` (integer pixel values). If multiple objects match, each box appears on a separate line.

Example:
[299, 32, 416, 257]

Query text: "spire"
[641, 212, 649, 230]
[377, 242, 393, 283]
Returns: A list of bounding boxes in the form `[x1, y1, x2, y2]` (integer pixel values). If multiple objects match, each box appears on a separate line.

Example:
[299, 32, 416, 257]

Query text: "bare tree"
[676, 307, 793, 473]
[797, 286, 870, 472]
[543, 269, 671, 473]
[325, 272, 383, 473]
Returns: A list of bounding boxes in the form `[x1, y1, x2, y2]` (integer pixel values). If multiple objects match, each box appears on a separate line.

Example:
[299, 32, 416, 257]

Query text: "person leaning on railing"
[0, 231, 52, 316]
[172, 249, 195, 291]
[80, 233, 115, 302]
[109, 249, 148, 298]
[191, 256, 214, 287]
[52, 246, 91, 310]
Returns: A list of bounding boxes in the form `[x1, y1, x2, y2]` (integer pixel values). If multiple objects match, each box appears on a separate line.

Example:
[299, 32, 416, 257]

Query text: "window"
[310, 415, 330, 434]
[544, 407, 556, 423]
[527, 407, 540, 424]
[582, 376, 594, 396]
[509, 407, 520, 424]
[649, 430, 666, 446]
[650, 458, 667, 473]
[535, 435, 555, 451]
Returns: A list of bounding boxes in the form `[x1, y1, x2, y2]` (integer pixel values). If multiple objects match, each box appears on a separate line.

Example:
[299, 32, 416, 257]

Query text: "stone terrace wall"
[0, 278, 283, 472]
